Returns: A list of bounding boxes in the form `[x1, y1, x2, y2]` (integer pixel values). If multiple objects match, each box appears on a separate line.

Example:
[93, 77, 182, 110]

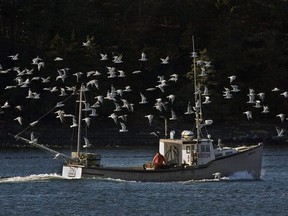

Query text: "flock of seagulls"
[0, 44, 190, 148]
[1, 38, 287, 148]
[219, 74, 288, 138]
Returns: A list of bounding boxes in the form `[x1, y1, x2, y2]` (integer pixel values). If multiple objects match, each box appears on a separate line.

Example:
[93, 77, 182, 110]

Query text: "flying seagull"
[83, 137, 92, 148]
[243, 111, 252, 120]
[228, 75, 236, 84]
[119, 122, 128, 132]
[139, 52, 147, 61]
[145, 115, 154, 125]
[14, 116, 23, 125]
[160, 56, 169, 64]
[276, 127, 285, 137]
[276, 113, 285, 122]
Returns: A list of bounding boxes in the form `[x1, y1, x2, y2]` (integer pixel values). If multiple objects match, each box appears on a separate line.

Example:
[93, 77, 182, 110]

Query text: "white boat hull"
[63, 143, 263, 182]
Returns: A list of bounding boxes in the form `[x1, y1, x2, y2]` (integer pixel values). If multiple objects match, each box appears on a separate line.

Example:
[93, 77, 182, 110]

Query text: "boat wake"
[185, 171, 256, 183]
[0, 173, 64, 183]
[226, 171, 255, 180]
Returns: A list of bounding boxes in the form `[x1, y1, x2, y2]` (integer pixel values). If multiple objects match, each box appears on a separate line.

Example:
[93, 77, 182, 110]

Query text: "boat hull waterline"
[63, 143, 263, 182]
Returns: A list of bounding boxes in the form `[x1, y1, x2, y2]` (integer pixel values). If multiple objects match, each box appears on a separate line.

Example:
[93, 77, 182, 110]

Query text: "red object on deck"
[153, 153, 166, 168]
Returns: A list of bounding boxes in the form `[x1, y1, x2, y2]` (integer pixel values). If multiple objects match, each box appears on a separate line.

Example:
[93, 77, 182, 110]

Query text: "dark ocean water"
[0, 146, 288, 216]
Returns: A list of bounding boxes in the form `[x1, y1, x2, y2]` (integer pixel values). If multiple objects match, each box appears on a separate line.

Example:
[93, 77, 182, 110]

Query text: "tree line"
[1, 0, 288, 126]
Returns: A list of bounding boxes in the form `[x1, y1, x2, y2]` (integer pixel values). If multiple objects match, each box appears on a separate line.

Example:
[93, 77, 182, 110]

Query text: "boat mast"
[192, 36, 201, 141]
[76, 85, 84, 157]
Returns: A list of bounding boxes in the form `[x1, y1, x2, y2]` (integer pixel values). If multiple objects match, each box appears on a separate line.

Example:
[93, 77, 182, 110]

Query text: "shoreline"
[1, 122, 287, 148]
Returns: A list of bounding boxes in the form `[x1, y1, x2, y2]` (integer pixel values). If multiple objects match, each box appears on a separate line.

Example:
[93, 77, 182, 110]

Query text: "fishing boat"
[12, 38, 263, 182]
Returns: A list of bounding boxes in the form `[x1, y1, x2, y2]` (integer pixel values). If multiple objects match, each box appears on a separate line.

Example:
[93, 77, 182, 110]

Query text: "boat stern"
[62, 165, 83, 179]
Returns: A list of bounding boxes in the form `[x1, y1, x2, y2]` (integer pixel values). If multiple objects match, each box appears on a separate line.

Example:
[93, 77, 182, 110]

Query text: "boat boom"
[9, 133, 72, 161]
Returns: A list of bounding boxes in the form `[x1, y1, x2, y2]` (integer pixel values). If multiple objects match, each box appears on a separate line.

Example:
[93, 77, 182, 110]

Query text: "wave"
[0, 173, 64, 183]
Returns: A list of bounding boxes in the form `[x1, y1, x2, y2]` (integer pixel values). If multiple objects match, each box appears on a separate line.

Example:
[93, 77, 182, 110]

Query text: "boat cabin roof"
[160, 138, 214, 146]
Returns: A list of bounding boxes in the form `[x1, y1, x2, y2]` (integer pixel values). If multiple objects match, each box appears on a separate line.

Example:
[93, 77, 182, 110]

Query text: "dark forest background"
[1, 0, 288, 144]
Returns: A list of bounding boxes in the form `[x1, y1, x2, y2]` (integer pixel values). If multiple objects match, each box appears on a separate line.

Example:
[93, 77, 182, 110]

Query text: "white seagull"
[82, 39, 91, 47]
[272, 87, 280, 92]
[276, 127, 285, 137]
[54, 57, 63, 61]
[70, 117, 78, 128]
[139, 52, 147, 61]
[29, 120, 38, 127]
[112, 54, 123, 63]
[185, 102, 194, 115]
[170, 109, 177, 120]
[29, 132, 38, 144]
[14, 116, 23, 125]
[139, 93, 148, 104]
[57, 88, 66, 97]
[32, 56, 42, 64]
[89, 108, 97, 117]
[55, 101, 65, 108]
[123, 86, 132, 92]
[262, 105, 269, 113]
[132, 70, 142, 74]
[231, 85, 240, 92]
[94, 95, 104, 104]
[55, 110, 65, 123]
[160, 56, 169, 64]
[108, 113, 118, 124]
[41, 76, 51, 83]
[146, 87, 156, 91]
[118, 70, 126, 77]
[203, 96, 211, 104]
[73, 72, 83, 82]
[212, 172, 221, 180]
[8, 53, 19, 60]
[257, 92, 265, 101]
[100, 53, 108, 61]
[254, 100, 262, 108]
[223, 87, 233, 99]
[169, 74, 178, 82]
[202, 86, 209, 96]
[119, 122, 128, 132]
[113, 102, 122, 112]
[167, 94, 176, 103]
[243, 111, 252, 120]
[82, 102, 91, 112]
[36, 61, 45, 71]
[228, 75, 236, 83]
[86, 79, 99, 89]
[280, 91, 288, 98]
[247, 94, 255, 104]
[276, 113, 285, 122]
[145, 115, 154, 125]
[1, 101, 10, 109]
[15, 105, 22, 111]
[83, 137, 92, 148]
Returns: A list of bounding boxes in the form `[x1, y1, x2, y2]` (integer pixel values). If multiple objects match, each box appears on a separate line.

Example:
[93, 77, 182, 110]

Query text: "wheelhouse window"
[201, 145, 205, 152]
[200, 145, 210, 152]
[186, 146, 191, 154]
